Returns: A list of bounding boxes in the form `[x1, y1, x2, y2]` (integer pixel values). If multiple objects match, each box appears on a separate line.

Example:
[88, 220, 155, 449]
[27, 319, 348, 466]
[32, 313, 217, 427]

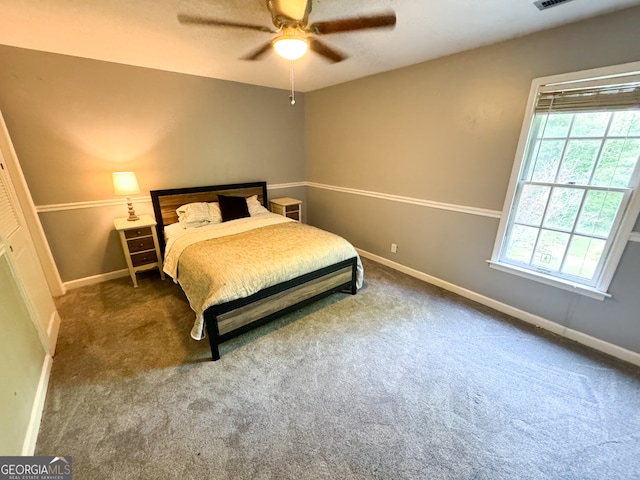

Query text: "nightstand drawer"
[131, 250, 158, 267]
[127, 236, 156, 253]
[124, 226, 153, 239]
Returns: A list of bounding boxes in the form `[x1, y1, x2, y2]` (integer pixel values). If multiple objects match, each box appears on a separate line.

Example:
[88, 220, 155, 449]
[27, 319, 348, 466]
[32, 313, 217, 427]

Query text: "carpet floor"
[35, 257, 640, 479]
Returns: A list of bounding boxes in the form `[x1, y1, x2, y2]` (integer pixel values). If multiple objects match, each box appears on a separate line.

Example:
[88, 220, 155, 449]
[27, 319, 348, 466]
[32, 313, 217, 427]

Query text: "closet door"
[0, 159, 19, 239]
[0, 152, 58, 354]
[0, 246, 46, 455]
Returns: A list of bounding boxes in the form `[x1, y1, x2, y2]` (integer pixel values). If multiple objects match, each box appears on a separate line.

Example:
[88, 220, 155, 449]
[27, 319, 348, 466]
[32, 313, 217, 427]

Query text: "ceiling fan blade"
[241, 42, 273, 61]
[177, 13, 275, 33]
[309, 12, 396, 35]
[309, 38, 347, 63]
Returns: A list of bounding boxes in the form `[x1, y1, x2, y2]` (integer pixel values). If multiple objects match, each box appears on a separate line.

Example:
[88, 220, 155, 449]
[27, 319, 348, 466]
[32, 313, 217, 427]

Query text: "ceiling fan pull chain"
[289, 60, 296, 105]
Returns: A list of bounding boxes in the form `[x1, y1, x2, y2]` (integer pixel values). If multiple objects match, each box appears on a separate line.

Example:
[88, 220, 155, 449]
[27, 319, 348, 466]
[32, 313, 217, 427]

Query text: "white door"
[0, 246, 46, 455]
[0, 153, 59, 354]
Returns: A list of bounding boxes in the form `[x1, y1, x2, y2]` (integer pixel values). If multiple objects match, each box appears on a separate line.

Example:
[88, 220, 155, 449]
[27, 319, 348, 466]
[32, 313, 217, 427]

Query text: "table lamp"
[112, 171, 140, 221]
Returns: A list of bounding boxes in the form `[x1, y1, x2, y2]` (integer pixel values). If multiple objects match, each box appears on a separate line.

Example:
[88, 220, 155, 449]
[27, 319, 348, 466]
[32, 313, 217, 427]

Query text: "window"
[490, 63, 640, 300]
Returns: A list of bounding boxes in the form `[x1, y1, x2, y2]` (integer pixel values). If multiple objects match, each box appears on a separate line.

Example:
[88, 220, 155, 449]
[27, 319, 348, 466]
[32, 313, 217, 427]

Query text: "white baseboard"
[357, 249, 640, 367]
[21, 354, 53, 456]
[63, 268, 129, 290]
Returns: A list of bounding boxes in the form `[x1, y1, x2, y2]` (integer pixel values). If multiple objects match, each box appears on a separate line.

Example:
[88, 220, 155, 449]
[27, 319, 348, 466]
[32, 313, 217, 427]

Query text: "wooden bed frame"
[150, 181, 358, 361]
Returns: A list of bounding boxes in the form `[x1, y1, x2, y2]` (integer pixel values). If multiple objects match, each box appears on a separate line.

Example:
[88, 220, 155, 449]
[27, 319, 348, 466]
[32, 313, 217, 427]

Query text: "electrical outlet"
[391, 243, 397, 253]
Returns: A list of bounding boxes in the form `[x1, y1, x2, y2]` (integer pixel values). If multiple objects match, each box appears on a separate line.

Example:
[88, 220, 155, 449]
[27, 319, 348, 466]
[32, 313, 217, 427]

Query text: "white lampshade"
[273, 36, 308, 60]
[112, 172, 140, 196]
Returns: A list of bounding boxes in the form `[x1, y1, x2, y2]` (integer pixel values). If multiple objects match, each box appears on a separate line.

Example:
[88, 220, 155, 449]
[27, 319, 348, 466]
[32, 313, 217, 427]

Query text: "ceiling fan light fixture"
[273, 35, 308, 60]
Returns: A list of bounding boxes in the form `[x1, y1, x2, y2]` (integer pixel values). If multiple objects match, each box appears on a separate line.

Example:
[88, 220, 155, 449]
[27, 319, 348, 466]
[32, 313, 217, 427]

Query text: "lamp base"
[126, 198, 139, 221]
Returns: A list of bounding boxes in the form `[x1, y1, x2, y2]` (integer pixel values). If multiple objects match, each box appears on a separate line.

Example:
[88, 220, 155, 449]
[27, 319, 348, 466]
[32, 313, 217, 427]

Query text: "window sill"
[487, 260, 611, 301]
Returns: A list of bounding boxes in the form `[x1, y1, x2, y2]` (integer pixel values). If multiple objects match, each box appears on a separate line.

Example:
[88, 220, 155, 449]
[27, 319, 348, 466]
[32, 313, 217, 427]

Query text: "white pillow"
[246, 195, 269, 216]
[176, 202, 212, 228]
[208, 202, 223, 224]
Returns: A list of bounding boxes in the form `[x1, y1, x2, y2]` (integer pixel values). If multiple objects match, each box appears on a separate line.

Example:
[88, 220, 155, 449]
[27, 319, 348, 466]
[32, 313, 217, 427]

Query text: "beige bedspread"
[164, 214, 363, 340]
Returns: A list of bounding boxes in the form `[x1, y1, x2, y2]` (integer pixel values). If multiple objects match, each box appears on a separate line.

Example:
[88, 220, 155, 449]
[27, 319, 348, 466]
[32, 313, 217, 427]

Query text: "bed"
[150, 181, 363, 361]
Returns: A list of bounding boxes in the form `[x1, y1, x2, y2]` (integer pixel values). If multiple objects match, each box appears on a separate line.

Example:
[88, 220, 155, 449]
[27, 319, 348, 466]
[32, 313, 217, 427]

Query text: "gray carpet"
[36, 258, 640, 479]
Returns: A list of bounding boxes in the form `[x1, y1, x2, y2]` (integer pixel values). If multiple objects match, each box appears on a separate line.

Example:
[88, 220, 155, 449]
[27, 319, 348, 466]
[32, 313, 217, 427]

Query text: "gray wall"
[305, 7, 640, 354]
[0, 46, 306, 282]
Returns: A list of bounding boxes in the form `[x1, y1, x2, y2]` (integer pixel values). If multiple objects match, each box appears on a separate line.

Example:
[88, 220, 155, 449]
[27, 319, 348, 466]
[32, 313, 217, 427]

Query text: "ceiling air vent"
[533, 0, 576, 10]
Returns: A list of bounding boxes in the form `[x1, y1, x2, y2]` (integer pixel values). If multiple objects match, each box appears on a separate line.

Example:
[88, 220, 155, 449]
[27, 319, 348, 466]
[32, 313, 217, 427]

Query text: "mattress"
[163, 212, 364, 339]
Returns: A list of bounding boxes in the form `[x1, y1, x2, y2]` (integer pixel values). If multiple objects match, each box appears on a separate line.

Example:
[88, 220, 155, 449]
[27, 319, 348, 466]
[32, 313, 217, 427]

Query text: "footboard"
[203, 257, 358, 360]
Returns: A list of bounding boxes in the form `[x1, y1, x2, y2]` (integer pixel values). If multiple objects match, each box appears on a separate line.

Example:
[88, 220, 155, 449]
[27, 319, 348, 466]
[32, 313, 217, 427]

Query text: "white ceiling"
[0, 0, 638, 92]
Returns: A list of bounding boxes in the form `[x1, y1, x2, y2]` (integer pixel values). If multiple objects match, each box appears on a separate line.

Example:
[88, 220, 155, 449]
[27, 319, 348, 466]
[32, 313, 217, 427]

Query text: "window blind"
[536, 82, 640, 113]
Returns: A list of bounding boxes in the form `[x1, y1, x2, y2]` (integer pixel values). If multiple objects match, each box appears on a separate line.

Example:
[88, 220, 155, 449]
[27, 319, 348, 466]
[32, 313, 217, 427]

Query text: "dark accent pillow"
[218, 195, 250, 222]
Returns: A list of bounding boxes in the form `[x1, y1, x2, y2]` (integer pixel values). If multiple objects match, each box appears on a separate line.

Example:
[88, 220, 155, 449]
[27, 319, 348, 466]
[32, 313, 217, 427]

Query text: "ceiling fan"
[177, 0, 396, 63]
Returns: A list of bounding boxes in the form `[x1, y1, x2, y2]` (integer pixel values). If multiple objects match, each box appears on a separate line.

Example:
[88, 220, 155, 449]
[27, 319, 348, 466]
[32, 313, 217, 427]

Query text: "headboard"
[150, 181, 268, 256]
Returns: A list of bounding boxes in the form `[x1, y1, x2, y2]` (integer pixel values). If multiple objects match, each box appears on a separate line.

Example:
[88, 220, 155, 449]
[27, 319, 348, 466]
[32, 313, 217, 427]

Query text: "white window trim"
[490, 61, 640, 300]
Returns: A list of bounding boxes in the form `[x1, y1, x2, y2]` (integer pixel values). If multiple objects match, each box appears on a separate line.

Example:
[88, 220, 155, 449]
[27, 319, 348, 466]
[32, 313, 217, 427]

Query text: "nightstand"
[269, 197, 302, 222]
[114, 214, 165, 287]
